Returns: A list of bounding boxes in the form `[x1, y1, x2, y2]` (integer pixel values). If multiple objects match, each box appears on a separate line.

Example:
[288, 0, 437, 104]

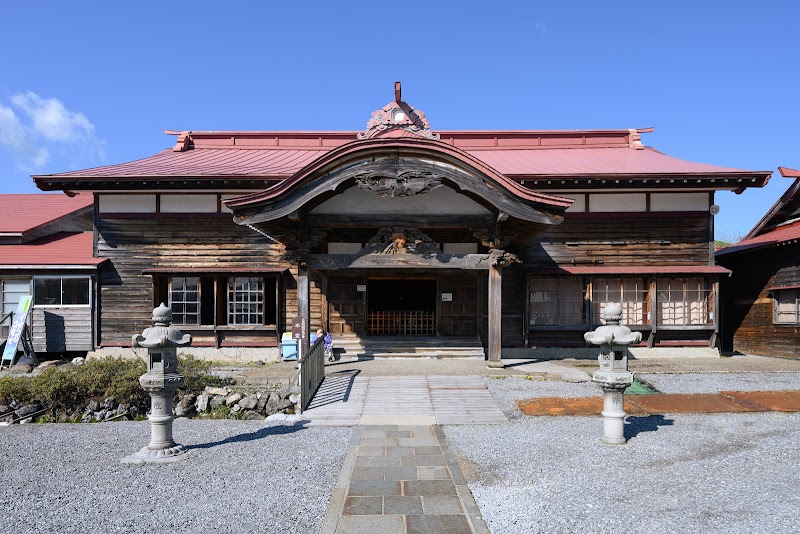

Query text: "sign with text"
[356, 285, 367, 292]
[441, 293, 453, 302]
[291, 316, 307, 340]
[2, 295, 32, 365]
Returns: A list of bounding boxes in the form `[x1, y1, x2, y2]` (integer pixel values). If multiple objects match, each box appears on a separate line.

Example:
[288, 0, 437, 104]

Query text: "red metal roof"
[716, 221, 800, 256]
[529, 265, 732, 275]
[33, 130, 768, 183]
[0, 232, 104, 267]
[0, 194, 92, 234]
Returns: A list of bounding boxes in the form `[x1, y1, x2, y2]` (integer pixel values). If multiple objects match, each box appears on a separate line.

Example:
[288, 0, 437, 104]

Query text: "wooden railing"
[368, 310, 436, 336]
[299, 336, 325, 413]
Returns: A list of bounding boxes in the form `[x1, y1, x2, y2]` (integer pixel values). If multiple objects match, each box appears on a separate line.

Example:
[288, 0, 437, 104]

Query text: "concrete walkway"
[303, 375, 508, 426]
[320, 425, 489, 534]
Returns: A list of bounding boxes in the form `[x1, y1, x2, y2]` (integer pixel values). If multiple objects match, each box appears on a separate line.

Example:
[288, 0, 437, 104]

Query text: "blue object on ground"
[280, 332, 298, 361]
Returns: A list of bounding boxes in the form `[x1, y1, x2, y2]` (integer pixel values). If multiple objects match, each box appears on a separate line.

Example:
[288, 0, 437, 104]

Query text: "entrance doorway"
[367, 279, 436, 336]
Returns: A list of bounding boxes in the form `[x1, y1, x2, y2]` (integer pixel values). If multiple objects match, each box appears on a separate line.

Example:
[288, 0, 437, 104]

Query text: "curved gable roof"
[224, 137, 573, 227]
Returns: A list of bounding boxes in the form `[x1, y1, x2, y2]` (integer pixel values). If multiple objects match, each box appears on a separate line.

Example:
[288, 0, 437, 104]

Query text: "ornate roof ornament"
[358, 82, 440, 141]
[355, 170, 442, 197]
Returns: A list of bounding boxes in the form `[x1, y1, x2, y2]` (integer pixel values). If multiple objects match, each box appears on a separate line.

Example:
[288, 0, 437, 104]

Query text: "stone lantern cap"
[584, 303, 642, 347]
[132, 303, 192, 349]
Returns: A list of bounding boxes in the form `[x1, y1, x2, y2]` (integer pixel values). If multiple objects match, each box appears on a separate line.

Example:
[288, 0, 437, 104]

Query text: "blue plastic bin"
[280, 332, 298, 361]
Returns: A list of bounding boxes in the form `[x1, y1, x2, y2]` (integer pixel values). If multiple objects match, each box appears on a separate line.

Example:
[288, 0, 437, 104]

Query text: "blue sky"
[1, 1, 798, 240]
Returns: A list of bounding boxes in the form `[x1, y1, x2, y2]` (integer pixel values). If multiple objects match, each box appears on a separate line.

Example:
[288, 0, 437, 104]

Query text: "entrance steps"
[333, 336, 486, 359]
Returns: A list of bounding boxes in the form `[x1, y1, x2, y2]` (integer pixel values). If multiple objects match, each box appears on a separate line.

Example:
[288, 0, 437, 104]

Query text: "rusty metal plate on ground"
[721, 390, 800, 412]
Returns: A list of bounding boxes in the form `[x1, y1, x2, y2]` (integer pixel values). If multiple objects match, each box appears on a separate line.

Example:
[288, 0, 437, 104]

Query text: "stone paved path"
[320, 425, 489, 534]
[304, 374, 508, 426]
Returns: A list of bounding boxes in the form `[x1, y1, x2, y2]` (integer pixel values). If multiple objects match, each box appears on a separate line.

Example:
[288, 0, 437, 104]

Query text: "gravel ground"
[446, 377, 800, 534]
[638, 372, 800, 394]
[0, 419, 350, 534]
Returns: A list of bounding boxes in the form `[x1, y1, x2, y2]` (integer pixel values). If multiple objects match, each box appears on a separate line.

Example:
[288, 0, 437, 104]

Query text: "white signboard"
[441, 293, 453, 302]
[356, 285, 367, 292]
[2, 295, 32, 365]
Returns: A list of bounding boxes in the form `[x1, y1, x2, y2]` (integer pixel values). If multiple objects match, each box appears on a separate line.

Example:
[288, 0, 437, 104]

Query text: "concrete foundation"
[501, 346, 721, 360]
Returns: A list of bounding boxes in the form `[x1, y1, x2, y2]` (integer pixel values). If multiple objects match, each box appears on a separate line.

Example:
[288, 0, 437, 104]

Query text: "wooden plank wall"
[720, 247, 800, 359]
[282, 268, 326, 332]
[31, 307, 93, 352]
[511, 213, 711, 266]
[97, 217, 285, 346]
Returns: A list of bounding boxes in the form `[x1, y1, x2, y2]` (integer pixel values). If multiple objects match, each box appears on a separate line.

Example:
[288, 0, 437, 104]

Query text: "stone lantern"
[584, 303, 642, 445]
[121, 303, 192, 464]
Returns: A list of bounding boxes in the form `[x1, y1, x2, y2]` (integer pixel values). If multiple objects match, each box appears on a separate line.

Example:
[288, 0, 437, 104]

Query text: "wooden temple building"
[717, 167, 800, 359]
[32, 84, 771, 362]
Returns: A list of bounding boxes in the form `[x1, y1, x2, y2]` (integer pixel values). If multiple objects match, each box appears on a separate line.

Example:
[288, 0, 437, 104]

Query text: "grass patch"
[625, 377, 661, 395]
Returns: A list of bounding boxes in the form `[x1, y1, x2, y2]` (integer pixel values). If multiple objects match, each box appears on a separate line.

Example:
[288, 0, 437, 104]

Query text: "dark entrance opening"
[367, 279, 436, 336]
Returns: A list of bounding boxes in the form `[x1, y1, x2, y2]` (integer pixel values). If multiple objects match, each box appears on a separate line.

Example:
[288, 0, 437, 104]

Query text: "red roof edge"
[778, 166, 800, 178]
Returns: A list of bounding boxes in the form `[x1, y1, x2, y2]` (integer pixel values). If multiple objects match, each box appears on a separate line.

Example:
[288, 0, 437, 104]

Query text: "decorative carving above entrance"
[489, 249, 521, 267]
[357, 81, 440, 141]
[354, 171, 443, 198]
[362, 227, 441, 255]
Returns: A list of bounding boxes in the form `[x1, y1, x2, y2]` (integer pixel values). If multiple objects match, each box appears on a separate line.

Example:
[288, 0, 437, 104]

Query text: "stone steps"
[333, 337, 486, 359]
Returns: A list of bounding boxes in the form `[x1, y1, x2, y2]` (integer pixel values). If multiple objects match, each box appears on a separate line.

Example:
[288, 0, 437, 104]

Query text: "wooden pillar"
[298, 258, 310, 356]
[487, 263, 504, 368]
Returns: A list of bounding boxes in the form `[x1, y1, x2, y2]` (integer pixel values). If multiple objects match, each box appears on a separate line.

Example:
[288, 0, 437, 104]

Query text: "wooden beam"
[487, 264, 503, 367]
[298, 260, 310, 356]
[308, 253, 493, 270]
[305, 213, 494, 228]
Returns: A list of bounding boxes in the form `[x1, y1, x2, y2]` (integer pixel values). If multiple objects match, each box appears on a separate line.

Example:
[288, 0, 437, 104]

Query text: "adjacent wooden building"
[717, 167, 800, 359]
[32, 85, 770, 360]
[0, 194, 102, 355]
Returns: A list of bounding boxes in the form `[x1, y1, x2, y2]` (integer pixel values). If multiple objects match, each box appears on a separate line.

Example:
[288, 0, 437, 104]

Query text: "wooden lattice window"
[773, 289, 800, 325]
[170, 276, 200, 325]
[227, 277, 264, 325]
[656, 277, 712, 326]
[529, 277, 588, 326]
[591, 278, 649, 325]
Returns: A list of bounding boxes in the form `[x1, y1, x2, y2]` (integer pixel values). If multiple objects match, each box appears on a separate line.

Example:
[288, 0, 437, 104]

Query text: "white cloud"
[0, 91, 103, 171]
[11, 91, 94, 142]
[0, 104, 50, 169]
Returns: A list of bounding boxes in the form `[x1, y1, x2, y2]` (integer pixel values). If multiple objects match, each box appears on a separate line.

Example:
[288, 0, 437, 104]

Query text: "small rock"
[204, 386, 229, 396]
[231, 404, 241, 413]
[255, 360, 266, 366]
[288, 393, 301, 404]
[225, 393, 243, 406]
[9, 400, 19, 410]
[256, 394, 269, 413]
[238, 395, 258, 410]
[244, 410, 263, 420]
[129, 406, 141, 418]
[14, 402, 43, 420]
[209, 396, 226, 409]
[71, 357, 85, 366]
[0, 405, 11, 415]
[81, 413, 92, 423]
[86, 400, 100, 413]
[196, 394, 210, 412]
[95, 410, 107, 422]
[19, 417, 33, 424]
[10, 364, 33, 374]
[266, 413, 288, 422]
[101, 397, 115, 411]
[116, 403, 130, 416]
[104, 411, 116, 421]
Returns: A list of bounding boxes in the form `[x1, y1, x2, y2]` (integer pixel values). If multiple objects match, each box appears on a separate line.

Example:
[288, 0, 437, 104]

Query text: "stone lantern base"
[121, 444, 188, 465]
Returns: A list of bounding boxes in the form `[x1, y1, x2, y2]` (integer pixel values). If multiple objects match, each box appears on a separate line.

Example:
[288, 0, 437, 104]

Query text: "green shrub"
[178, 355, 222, 392]
[0, 375, 33, 405]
